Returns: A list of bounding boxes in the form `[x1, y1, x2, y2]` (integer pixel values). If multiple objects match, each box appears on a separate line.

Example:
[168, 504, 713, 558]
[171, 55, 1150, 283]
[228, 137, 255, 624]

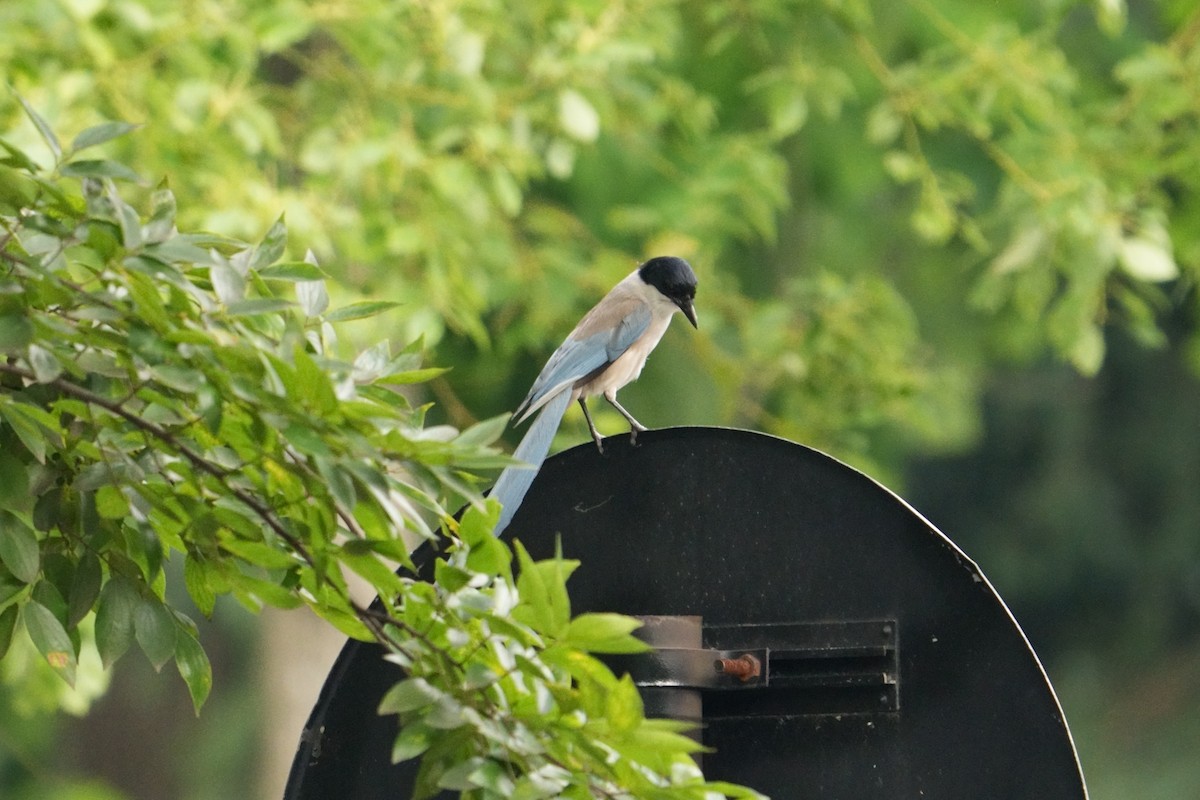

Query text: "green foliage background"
[3, 0, 1199, 797]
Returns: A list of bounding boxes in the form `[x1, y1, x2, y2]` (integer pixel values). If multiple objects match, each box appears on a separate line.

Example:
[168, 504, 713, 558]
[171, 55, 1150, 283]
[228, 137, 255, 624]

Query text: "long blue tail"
[491, 390, 572, 535]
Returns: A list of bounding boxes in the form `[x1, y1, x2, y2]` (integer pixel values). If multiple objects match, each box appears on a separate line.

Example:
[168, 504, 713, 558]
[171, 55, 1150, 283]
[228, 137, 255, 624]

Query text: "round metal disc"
[285, 427, 1088, 799]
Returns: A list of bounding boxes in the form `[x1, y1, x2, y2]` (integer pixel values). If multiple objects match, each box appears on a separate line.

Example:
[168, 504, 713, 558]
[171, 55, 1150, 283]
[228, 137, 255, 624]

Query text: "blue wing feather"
[514, 301, 651, 422]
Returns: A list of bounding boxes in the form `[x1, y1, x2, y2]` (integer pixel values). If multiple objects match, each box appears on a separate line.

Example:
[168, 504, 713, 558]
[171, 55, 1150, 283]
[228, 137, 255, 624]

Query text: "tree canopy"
[2, 0, 1199, 797]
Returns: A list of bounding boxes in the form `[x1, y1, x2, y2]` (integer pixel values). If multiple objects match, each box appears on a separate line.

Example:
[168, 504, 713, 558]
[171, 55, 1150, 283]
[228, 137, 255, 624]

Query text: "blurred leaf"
[1118, 235, 1178, 282]
[183, 557, 216, 618]
[144, 185, 177, 242]
[95, 576, 139, 669]
[325, 301, 401, 323]
[134, 596, 177, 671]
[27, 343, 63, 383]
[23, 600, 76, 686]
[562, 613, 647, 654]
[455, 414, 509, 448]
[391, 720, 435, 763]
[71, 122, 141, 152]
[174, 630, 212, 714]
[0, 451, 30, 512]
[258, 261, 327, 281]
[16, 95, 61, 160]
[558, 89, 600, 142]
[605, 673, 644, 735]
[0, 312, 34, 352]
[60, 159, 141, 182]
[67, 551, 101, 628]
[94, 485, 130, 519]
[296, 279, 330, 317]
[0, 605, 16, 659]
[211, 263, 246, 304]
[512, 541, 576, 637]
[0, 511, 40, 583]
[380, 367, 450, 385]
[0, 401, 59, 464]
[250, 215, 287, 270]
[378, 677, 443, 715]
[225, 297, 294, 316]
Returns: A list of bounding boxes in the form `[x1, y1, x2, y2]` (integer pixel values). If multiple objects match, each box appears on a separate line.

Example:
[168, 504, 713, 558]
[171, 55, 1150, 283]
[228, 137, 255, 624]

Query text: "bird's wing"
[514, 295, 652, 423]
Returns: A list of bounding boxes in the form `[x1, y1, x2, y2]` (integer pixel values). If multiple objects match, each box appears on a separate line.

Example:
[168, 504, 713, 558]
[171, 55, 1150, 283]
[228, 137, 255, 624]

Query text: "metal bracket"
[606, 617, 899, 718]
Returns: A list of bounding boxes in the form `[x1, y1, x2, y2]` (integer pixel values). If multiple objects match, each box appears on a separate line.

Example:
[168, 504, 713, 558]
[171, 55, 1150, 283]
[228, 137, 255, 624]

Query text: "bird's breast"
[573, 311, 674, 398]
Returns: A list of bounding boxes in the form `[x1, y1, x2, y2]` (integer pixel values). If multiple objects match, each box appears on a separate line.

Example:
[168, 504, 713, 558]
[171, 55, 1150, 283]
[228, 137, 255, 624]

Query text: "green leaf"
[184, 557, 217, 617]
[224, 297, 295, 316]
[606, 673, 644, 735]
[324, 301, 401, 323]
[71, 121, 141, 152]
[433, 559, 474, 592]
[292, 346, 338, 413]
[455, 414, 509, 448]
[315, 457, 356, 509]
[391, 721, 435, 763]
[67, 551, 102, 628]
[0, 451, 30, 513]
[0, 139, 38, 171]
[145, 184, 176, 242]
[126, 272, 170, 330]
[250, 215, 288, 270]
[340, 544, 405, 598]
[27, 343, 63, 383]
[378, 677, 443, 715]
[60, 159, 142, 182]
[0, 400, 62, 464]
[465, 536, 511, 576]
[1068, 324, 1105, 376]
[94, 485, 131, 519]
[0, 605, 17, 659]
[175, 629, 212, 714]
[0, 164, 37, 211]
[258, 261, 328, 281]
[562, 613, 648, 654]
[0, 312, 34, 352]
[210, 262, 246, 304]
[352, 341, 391, 382]
[296, 279, 330, 317]
[0, 567, 26, 610]
[0, 512, 40, 583]
[278, 423, 328, 459]
[1118, 233, 1178, 282]
[559, 89, 601, 143]
[16, 95, 61, 160]
[459, 502, 501, 547]
[378, 367, 450, 385]
[95, 576, 139, 668]
[220, 537, 297, 570]
[23, 600, 77, 686]
[513, 541, 577, 637]
[135, 596, 177, 671]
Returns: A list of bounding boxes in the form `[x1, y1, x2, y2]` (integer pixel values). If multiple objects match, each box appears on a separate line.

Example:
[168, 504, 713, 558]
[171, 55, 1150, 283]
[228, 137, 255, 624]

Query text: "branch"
[0, 361, 314, 568]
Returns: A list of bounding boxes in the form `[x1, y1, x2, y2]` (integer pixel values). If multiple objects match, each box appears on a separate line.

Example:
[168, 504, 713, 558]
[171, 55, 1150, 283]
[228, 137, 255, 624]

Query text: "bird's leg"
[604, 392, 647, 446]
[579, 398, 605, 454]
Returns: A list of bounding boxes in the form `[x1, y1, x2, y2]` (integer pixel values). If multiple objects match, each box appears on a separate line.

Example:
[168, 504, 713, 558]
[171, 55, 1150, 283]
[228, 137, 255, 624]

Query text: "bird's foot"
[629, 423, 647, 447]
[591, 434, 606, 455]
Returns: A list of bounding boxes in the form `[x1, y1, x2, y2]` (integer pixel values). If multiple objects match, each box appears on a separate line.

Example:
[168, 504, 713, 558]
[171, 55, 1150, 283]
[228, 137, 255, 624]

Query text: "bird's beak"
[679, 298, 698, 328]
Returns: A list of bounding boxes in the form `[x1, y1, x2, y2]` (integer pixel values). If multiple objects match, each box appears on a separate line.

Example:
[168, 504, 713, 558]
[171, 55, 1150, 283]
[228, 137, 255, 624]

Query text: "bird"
[489, 256, 698, 535]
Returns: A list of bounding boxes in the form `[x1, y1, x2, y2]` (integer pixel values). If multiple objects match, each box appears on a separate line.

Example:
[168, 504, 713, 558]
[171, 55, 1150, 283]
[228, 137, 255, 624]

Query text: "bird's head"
[638, 256, 698, 328]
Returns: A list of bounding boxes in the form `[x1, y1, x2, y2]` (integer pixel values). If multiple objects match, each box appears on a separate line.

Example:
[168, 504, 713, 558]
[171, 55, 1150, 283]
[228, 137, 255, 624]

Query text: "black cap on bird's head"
[638, 256, 698, 328]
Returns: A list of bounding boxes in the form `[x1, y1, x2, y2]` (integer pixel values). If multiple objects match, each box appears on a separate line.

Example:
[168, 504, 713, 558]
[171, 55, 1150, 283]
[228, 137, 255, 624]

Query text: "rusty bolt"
[714, 653, 761, 682]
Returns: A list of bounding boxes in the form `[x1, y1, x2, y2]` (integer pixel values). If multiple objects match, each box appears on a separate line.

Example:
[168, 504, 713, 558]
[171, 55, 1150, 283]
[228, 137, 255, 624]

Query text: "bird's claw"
[629, 424, 647, 447]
